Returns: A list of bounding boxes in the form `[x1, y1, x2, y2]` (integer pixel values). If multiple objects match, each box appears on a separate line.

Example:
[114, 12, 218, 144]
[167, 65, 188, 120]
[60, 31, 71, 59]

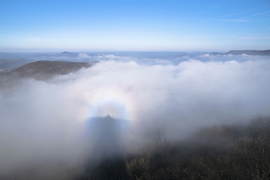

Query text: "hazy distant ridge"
[211, 49, 270, 56]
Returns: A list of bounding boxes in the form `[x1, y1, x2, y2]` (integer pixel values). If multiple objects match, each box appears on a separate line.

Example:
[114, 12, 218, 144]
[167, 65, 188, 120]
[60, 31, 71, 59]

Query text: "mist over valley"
[0, 51, 270, 179]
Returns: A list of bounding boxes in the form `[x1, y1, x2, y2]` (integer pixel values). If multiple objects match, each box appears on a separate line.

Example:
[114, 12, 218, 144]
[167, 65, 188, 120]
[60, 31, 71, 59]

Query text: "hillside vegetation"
[123, 117, 270, 180]
[77, 116, 270, 180]
[2, 117, 269, 179]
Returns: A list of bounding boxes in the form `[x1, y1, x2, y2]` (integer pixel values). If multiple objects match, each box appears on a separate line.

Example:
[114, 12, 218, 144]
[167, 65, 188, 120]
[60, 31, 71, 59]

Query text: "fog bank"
[0, 56, 270, 174]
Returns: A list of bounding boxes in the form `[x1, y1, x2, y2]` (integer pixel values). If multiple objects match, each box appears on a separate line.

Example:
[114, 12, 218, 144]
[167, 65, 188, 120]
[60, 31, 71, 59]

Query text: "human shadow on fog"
[80, 115, 131, 179]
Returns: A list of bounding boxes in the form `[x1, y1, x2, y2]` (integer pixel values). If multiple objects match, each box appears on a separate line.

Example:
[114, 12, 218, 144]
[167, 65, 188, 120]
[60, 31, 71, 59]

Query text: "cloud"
[225, 19, 250, 22]
[0, 56, 270, 175]
[97, 54, 121, 59]
[78, 53, 90, 58]
[154, 59, 172, 65]
[198, 54, 211, 57]
[241, 11, 270, 19]
[32, 53, 134, 63]
[96, 54, 133, 61]
[243, 36, 270, 40]
[225, 11, 270, 22]
[221, 10, 251, 18]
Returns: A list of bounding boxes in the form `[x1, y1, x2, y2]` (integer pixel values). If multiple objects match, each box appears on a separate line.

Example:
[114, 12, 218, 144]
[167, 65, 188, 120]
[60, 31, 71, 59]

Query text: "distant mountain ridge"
[0, 60, 95, 88]
[211, 49, 270, 56]
[54, 51, 79, 57]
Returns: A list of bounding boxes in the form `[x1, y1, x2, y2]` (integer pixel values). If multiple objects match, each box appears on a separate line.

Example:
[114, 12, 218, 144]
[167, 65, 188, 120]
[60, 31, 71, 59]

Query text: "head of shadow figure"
[81, 114, 130, 179]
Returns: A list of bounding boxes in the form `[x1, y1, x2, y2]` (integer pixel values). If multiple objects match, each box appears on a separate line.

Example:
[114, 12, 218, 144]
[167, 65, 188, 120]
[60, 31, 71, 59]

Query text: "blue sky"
[0, 0, 270, 52]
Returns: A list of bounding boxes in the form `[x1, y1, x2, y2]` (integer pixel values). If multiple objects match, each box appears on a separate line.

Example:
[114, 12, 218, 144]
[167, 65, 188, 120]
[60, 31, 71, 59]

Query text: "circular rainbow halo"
[87, 87, 135, 122]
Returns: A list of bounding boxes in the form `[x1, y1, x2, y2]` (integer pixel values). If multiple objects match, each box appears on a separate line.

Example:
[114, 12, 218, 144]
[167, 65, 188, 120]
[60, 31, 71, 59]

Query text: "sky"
[0, 0, 270, 52]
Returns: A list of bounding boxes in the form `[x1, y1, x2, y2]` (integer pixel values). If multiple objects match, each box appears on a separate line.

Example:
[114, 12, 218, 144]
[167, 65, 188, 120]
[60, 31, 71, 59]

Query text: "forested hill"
[0, 61, 95, 88]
